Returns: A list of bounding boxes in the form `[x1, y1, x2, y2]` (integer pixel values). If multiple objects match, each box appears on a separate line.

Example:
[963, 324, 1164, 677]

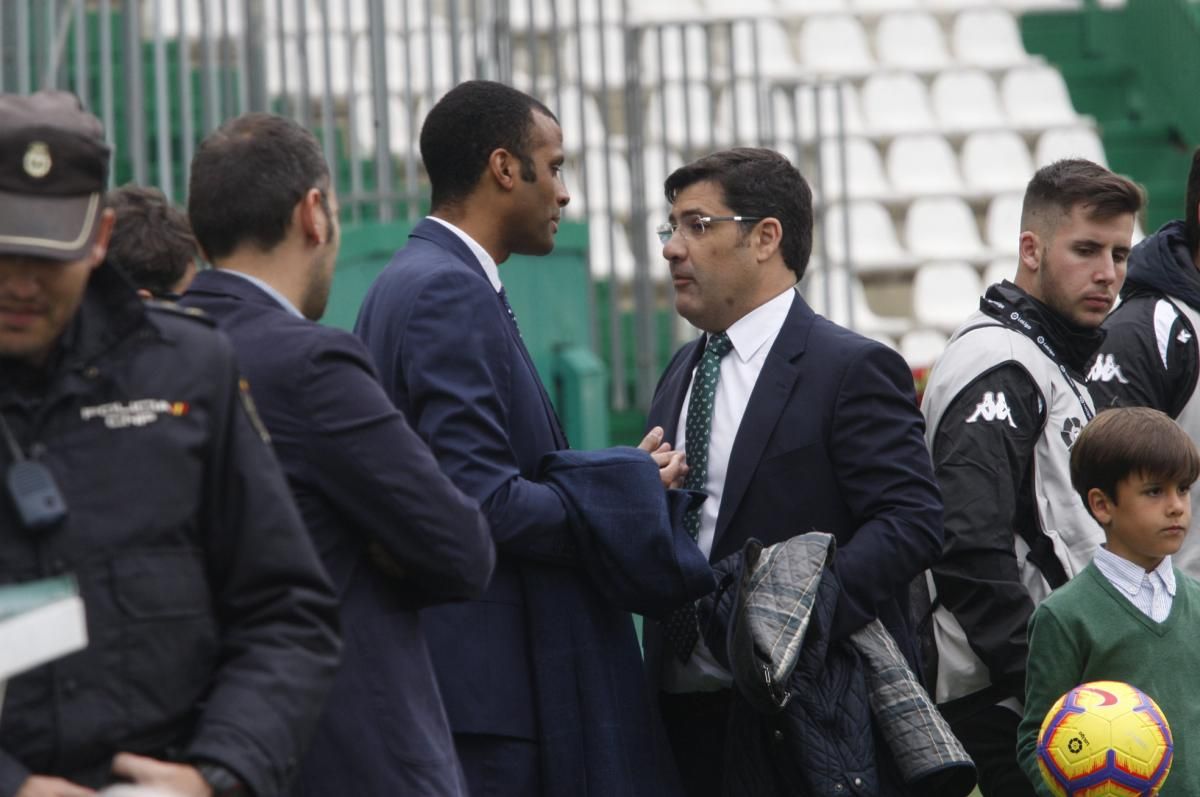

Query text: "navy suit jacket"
[644, 290, 944, 683]
[356, 219, 575, 742]
[182, 270, 495, 796]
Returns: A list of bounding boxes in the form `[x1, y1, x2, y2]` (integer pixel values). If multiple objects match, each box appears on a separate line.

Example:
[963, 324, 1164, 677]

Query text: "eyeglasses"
[655, 214, 764, 245]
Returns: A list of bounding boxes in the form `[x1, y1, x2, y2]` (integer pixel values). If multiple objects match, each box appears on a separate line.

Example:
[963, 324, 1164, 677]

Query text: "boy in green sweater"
[1017, 407, 1200, 795]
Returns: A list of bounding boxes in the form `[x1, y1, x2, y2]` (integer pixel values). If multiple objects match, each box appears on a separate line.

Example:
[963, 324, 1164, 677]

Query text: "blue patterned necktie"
[498, 287, 522, 337]
[663, 331, 733, 662]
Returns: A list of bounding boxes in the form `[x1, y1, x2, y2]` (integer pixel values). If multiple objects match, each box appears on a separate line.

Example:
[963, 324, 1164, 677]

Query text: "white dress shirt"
[1093, 545, 1176, 623]
[662, 286, 797, 693]
[427, 215, 502, 293]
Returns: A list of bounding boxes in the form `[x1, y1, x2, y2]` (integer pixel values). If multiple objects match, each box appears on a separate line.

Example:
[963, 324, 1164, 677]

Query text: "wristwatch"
[194, 761, 249, 797]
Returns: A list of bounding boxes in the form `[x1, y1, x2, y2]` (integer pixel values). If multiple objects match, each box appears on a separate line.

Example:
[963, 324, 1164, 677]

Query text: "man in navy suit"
[644, 148, 944, 796]
[355, 81, 687, 797]
[180, 112, 496, 796]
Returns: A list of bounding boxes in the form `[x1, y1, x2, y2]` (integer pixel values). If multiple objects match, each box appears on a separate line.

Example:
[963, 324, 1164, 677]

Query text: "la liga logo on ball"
[1037, 680, 1172, 796]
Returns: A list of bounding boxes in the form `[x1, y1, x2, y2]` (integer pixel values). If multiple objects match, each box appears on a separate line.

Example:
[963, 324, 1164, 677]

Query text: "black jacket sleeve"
[930, 363, 1044, 703]
[187, 339, 341, 797]
[1088, 295, 1199, 417]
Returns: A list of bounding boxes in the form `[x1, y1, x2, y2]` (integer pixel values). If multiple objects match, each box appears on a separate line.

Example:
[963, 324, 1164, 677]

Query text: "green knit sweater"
[1017, 562, 1200, 796]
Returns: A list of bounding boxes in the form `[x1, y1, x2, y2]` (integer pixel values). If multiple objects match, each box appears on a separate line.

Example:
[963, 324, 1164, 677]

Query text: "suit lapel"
[414, 218, 569, 449]
[711, 293, 814, 552]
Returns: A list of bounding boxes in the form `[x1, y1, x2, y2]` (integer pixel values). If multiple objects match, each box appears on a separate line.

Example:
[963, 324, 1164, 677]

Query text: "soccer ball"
[1037, 680, 1173, 796]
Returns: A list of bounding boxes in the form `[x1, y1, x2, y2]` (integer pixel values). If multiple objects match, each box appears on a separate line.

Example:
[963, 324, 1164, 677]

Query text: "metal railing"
[6, 0, 855, 413]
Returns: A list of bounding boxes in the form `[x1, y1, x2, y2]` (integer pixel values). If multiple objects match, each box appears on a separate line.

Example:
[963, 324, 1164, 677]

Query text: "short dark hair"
[1070, 407, 1200, 512]
[663, 147, 814, 280]
[104, 184, 196, 296]
[1020, 158, 1144, 238]
[420, 80, 556, 211]
[188, 112, 330, 261]
[1184, 147, 1200, 256]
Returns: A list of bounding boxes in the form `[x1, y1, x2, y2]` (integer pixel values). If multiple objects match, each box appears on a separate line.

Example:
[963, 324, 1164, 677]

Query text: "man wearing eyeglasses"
[643, 148, 944, 796]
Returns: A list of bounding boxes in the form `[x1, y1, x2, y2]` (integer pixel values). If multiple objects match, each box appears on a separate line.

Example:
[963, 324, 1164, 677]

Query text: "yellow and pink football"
[1037, 680, 1172, 796]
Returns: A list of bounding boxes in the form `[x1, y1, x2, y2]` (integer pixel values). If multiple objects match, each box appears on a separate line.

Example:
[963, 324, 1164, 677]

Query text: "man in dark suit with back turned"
[644, 148, 944, 796]
[355, 80, 688, 797]
[179, 112, 495, 797]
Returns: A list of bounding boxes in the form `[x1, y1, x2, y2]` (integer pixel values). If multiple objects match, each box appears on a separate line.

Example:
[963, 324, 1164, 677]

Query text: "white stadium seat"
[905, 196, 988, 262]
[795, 82, 868, 141]
[804, 267, 911, 337]
[730, 20, 801, 81]
[961, 130, 1035, 194]
[645, 84, 716, 150]
[932, 69, 1006, 133]
[799, 15, 875, 77]
[1002, 65, 1080, 129]
[913, 261, 983, 332]
[629, 0, 706, 23]
[984, 257, 1014, 289]
[824, 200, 914, 272]
[876, 12, 951, 74]
[1035, 126, 1108, 168]
[951, 8, 1032, 70]
[819, 137, 891, 201]
[639, 24, 710, 84]
[985, 193, 1025, 259]
[900, 328, 949, 368]
[887, 134, 964, 197]
[862, 72, 937, 136]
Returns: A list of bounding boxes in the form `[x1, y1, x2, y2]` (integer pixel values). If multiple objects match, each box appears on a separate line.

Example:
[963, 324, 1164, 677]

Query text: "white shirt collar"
[1093, 545, 1177, 597]
[221, 269, 304, 319]
[427, 215, 502, 293]
[719, 286, 797, 364]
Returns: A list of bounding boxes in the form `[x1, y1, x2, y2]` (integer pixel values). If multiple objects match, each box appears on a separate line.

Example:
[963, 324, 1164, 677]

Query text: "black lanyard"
[984, 296, 1095, 422]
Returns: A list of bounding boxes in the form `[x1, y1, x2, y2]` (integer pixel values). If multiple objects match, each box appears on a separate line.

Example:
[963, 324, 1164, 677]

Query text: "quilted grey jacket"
[700, 534, 976, 797]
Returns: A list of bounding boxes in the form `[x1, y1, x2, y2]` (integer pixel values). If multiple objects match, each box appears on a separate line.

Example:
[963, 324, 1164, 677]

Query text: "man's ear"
[1018, 229, 1042, 274]
[753, 218, 782, 263]
[1087, 487, 1115, 526]
[88, 208, 116, 270]
[297, 188, 325, 245]
[489, 148, 517, 191]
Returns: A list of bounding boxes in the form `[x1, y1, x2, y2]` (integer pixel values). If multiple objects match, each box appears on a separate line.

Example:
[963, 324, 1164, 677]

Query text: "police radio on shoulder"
[0, 412, 67, 530]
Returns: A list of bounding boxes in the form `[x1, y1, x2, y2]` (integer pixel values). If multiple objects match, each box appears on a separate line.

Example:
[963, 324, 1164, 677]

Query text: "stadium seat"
[849, 0, 922, 12]
[777, 0, 850, 13]
[931, 69, 1006, 133]
[564, 25, 626, 89]
[875, 12, 951, 74]
[823, 200, 914, 273]
[645, 84, 717, 151]
[899, 328, 949, 368]
[794, 82, 868, 141]
[862, 72, 937, 136]
[961, 130, 1035, 194]
[639, 24, 710, 85]
[1002, 65, 1080, 129]
[819, 137, 891, 201]
[556, 87, 618, 155]
[984, 257, 1014, 288]
[799, 15, 875, 77]
[507, 0, 555, 31]
[905, 196, 988, 262]
[803, 267, 911, 336]
[629, 0, 707, 23]
[913, 261, 984, 332]
[730, 20, 801, 80]
[985, 193, 1025, 259]
[886, 134, 964, 197]
[951, 8, 1031, 70]
[1035, 126, 1108, 168]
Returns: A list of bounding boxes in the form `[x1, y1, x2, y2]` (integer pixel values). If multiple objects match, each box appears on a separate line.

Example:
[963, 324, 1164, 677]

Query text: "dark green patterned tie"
[664, 331, 733, 662]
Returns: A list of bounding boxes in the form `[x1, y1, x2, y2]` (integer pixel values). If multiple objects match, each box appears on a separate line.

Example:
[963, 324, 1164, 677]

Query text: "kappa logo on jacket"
[80, 399, 189, 429]
[1086, 353, 1130, 384]
[965, 391, 1017, 428]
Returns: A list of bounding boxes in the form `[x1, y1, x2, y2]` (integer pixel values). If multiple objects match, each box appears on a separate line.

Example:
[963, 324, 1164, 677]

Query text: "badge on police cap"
[22, 141, 52, 179]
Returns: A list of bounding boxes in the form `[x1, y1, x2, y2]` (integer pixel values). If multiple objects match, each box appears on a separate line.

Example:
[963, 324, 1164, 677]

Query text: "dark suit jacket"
[356, 220, 681, 796]
[644, 290, 943, 683]
[182, 270, 495, 797]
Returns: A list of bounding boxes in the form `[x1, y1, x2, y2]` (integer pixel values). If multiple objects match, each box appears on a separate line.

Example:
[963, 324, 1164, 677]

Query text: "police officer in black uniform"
[0, 92, 340, 797]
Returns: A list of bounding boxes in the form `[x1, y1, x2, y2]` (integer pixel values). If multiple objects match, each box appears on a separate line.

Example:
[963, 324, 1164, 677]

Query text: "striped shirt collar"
[1099, 547, 1171, 604]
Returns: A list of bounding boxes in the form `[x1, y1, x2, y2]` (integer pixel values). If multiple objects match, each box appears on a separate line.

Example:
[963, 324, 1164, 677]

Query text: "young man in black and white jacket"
[920, 159, 1144, 797]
